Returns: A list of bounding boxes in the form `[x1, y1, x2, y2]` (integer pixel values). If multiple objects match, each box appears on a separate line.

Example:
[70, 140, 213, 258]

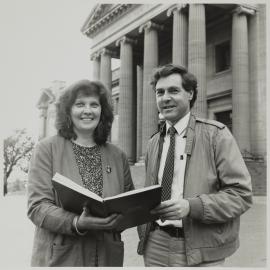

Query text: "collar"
[159, 113, 196, 155]
[165, 112, 190, 136]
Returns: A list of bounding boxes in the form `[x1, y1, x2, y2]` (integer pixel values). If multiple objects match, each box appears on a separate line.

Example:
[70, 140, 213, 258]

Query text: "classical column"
[136, 65, 143, 162]
[115, 36, 137, 163]
[249, 5, 266, 158]
[167, 4, 188, 67]
[232, 6, 253, 153]
[188, 4, 207, 117]
[90, 52, 100, 80]
[38, 106, 48, 139]
[139, 21, 163, 157]
[100, 48, 113, 91]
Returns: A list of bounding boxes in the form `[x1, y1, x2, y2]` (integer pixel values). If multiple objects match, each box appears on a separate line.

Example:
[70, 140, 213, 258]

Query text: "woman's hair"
[55, 79, 114, 145]
[151, 63, 198, 109]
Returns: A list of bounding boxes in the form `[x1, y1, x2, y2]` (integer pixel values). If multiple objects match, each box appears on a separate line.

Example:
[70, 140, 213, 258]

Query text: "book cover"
[52, 173, 161, 230]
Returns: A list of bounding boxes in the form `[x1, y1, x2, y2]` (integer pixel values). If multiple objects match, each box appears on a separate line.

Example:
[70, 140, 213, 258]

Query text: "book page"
[52, 173, 103, 202]
[104, 185, 161, 200]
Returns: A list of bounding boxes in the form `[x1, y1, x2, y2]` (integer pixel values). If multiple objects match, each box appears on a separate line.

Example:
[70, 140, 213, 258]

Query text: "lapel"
[100, 144, 121, 198]
[60, 140, 121, 198]
[61, 139, 83, 186]
[100, 145, 109, 198]
[150, 123, 166, 185]
[184, 114, 196, 155]
[150, 115, 195, 185]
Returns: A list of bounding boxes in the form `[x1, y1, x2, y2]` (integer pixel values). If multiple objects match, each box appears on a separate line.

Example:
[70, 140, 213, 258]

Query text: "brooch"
[106, 165, 112, 173]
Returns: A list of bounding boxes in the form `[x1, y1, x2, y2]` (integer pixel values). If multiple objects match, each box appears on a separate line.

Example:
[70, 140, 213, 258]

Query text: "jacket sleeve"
[121, 151, 134, 192]
[27, 140, 77, 235]
[137, 142, 150, 241]
[188, 127, 253, 223]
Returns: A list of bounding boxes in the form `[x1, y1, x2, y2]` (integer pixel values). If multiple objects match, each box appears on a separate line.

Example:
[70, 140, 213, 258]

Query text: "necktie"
[161, 126, 176, 201]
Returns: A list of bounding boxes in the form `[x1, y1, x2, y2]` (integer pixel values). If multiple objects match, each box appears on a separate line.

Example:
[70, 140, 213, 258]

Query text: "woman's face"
[70, 93, 101, 137]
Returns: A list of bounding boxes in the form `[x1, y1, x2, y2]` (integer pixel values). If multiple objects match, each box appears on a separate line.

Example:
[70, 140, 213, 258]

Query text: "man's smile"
[162, 105, 176, 110]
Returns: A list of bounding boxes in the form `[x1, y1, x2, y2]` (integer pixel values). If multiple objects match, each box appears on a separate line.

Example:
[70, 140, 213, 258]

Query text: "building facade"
[81, 3, 266, 166]
[37, 80, 66, 140]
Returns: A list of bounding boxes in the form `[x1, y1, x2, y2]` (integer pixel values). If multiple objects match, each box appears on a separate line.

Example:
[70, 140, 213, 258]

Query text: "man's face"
[155, 73, 193, 125]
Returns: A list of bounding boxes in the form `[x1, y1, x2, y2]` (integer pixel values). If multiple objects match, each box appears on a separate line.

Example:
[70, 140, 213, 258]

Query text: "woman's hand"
[76, 207, 123, 231]
[150, 199, 190, 221]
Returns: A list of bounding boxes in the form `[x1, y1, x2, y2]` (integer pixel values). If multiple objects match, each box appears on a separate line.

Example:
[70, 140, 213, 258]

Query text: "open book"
[52, 173, 162, 230]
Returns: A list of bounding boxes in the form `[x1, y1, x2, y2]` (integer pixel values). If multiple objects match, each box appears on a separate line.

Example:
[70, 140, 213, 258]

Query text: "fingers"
[80, 207, 124, 230]
[105, 214, 124, 229]
[150, 199, 189, 220]
[91, 214, 123, 230]
[154, 204, 175, 213]
[81, 210, 123, 230]
[156, 200, 174, 210]
[90, 213, 118, 225]
[102, 213, 119, 223]
[151, 201, 177, 215]
[82, 208, 118, 224]
[160, 212, 182, 220]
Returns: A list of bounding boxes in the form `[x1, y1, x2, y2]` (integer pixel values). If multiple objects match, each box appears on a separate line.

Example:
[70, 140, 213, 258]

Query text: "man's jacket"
[137, 114, 252, 266]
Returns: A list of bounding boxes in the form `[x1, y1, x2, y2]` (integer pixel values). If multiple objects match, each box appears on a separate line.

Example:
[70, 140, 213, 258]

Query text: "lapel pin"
[106, 165, 112, 173]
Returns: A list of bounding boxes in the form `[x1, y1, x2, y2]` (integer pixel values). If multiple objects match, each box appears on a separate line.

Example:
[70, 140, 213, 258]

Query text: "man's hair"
[55, 79, 114, 145]
[151, 64, 198, 108]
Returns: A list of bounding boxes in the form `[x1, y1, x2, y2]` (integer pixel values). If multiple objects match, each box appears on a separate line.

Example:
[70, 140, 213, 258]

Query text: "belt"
[152, 223, 184, 238]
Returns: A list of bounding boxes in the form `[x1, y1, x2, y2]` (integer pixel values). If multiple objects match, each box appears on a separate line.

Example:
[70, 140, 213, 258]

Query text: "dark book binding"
[52, 173, 161, 230]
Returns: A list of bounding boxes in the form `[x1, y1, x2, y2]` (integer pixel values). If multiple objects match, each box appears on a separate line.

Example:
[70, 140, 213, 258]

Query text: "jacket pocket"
[49, 242, 83, 266]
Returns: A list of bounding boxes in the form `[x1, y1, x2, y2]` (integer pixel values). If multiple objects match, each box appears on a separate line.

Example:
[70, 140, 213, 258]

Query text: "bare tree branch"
[3, 129, 35, 195]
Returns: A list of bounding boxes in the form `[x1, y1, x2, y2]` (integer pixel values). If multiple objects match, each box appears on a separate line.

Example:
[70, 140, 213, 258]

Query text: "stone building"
[37, 4, 266, 194]
[81, 4, 266, 168]
[37, 80, 66, 140]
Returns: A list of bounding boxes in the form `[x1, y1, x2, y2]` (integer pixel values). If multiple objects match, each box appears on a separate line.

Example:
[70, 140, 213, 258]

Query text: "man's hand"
[151, 199, 190, 220]
[77, 207, 123, 231]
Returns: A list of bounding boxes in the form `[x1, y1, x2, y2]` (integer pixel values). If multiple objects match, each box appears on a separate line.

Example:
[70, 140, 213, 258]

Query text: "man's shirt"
[157, 112, 190, 227]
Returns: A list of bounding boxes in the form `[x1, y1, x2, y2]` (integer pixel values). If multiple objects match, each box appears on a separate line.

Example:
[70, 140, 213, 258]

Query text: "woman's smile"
[71, 94, 101, 135]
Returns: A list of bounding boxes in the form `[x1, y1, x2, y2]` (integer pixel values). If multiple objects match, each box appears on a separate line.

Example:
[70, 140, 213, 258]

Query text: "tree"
[3, 129, 35, 196]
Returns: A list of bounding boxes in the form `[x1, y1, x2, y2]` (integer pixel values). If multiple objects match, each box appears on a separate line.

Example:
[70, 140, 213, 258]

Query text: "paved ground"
[0, 194, 266, 268]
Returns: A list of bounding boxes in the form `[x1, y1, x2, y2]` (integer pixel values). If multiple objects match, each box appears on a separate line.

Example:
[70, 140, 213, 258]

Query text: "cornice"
[115, 36, 137, 47]
[207, 89, 232, 101]
[83, 4, 134, 38]
[233, 5, 256, 16]
[139, 21, 164, 33]
[100, 48, 117, 58]
[90, 52, 100, 61]
[167, 4, 188, 17]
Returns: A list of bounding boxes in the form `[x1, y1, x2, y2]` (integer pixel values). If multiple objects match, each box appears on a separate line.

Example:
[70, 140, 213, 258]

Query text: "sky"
[0, 0, 97, 140]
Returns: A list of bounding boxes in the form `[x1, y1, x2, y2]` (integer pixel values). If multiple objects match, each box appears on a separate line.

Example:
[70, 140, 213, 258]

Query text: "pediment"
[81, 4, 116, 33]
[81, 4, 135, 38]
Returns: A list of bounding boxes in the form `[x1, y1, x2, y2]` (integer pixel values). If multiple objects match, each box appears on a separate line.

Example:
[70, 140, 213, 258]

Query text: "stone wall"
[246, 160, 267, 196]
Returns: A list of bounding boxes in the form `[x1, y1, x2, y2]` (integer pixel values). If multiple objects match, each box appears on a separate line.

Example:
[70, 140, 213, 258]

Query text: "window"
[113, 97, 119, 115]
[215, 41, 231, 73]
[215, 110, 232, 132]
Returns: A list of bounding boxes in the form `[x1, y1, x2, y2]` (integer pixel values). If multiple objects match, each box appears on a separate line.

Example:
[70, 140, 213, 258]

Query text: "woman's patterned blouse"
[71, 141, 103, 197]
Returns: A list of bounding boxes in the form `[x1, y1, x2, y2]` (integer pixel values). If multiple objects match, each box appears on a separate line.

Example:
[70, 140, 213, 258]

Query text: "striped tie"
[161, 126, 176, 201]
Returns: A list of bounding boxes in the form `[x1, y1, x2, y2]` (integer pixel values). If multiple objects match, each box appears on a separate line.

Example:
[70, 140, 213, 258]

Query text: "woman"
[27, 80, 134, 266]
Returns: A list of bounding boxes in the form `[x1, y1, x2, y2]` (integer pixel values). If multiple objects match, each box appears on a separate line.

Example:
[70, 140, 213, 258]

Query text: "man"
[137, 64, 252, 267]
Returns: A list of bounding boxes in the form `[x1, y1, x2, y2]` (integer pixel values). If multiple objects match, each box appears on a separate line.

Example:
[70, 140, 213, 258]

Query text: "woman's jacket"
[27, 135, 134, 266]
